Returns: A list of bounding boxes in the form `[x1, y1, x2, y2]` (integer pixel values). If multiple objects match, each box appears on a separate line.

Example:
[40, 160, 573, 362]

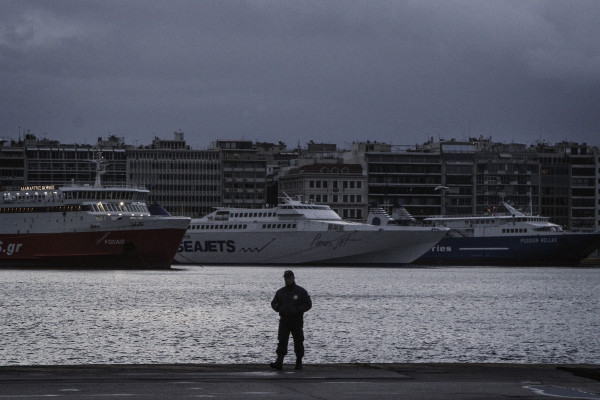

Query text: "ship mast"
[92, 153, 107, 188]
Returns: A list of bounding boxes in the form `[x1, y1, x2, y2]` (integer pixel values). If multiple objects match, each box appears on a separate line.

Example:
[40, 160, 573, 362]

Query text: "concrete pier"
[1, 363, 599, 399]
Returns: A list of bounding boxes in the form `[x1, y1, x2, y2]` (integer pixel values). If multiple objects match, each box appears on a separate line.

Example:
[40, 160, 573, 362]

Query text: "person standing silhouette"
[270, 270, 312, 370]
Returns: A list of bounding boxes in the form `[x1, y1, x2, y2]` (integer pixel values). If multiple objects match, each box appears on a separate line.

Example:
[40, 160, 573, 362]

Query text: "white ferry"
[0, 158, 190, 269]
[175, 195, 447, 265]
[411, 203, 600, 265]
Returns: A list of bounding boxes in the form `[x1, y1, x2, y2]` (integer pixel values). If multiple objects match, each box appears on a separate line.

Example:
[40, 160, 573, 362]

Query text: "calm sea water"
[0, 266, 598, 366]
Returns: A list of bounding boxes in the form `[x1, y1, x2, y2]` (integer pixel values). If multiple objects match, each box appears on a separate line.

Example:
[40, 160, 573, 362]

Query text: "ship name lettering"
[104, 239, 125, 245]
[20, 185, 56, 191]
[431, 245, 451, 252]
[520, 238, 539, 244]
[311, 232, 357, 250]
[540, 237, 557, 243]
[0, 241, 23, 256]
[179, 240, 235, 253]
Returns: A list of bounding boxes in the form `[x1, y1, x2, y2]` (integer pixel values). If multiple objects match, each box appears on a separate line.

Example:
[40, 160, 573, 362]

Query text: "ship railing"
[425, 212, 514, 219]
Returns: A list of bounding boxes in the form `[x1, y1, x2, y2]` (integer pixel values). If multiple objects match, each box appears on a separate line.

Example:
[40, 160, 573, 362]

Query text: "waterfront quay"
[1, 363, 599, 399]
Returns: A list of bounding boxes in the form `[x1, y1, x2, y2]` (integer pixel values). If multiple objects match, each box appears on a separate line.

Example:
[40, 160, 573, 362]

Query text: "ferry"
[0, 158, 190, 269]
[175, 195, 448, 265]
[408, 203, 600, 266]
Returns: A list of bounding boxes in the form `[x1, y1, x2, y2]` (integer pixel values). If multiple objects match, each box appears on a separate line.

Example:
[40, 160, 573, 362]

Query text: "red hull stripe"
[0, 229, 187, 269]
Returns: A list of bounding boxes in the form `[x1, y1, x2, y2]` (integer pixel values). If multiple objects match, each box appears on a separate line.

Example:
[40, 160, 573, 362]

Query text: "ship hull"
[0, 227, 188, 269]
[413, 232, 600, 266]
[175, 228, 446, 265]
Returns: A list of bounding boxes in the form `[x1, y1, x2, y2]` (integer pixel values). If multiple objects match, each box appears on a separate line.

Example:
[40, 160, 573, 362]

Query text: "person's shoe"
[270, 356, 284, 370]
[269, 361, 283, 370]
[294, 361, 303, 370]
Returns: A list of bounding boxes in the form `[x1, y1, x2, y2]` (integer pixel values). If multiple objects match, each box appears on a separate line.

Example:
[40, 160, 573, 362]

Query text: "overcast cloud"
[1, 0, 599, 149]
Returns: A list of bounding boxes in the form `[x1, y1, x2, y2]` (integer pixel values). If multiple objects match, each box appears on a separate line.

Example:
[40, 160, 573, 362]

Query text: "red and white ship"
[0, 158, 190, 269]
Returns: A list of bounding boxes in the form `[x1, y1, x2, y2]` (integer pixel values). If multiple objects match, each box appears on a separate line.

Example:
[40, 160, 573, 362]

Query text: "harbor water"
[1, 266, 598, 366]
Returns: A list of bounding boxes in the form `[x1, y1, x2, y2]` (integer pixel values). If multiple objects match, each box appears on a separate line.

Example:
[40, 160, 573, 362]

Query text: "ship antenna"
[279, 192, 294, 203]
[92, 153, 107, 187]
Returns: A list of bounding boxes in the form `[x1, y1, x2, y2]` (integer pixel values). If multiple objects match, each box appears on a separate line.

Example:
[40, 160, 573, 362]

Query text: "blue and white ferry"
[412, 203, 600, 266]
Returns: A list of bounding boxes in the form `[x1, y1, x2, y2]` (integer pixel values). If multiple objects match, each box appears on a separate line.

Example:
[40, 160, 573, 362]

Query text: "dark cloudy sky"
[2, 1, 599, 149]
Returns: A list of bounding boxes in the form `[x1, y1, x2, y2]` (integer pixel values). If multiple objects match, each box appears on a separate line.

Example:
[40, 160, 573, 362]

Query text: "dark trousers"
[276, 317, 304, 359]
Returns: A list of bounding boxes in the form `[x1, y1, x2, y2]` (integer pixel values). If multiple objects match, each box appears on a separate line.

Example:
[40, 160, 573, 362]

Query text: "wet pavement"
[0, 363, 599, 399]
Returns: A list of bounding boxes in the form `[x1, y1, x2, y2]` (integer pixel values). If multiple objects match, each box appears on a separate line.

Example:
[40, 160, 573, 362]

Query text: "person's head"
[283, 270, 295, 286]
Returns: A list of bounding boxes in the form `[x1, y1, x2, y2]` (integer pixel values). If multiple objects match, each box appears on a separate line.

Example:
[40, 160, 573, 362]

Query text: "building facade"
[348, 138, 599, 231]
[214, 140, 267, 209]
[1, 134, 598, 231]
[279, 163, 368, 220]
[127, 135, 221, 217]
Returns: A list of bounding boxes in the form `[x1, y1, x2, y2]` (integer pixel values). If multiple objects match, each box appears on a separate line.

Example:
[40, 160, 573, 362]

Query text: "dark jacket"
[271, 283, 312, 319]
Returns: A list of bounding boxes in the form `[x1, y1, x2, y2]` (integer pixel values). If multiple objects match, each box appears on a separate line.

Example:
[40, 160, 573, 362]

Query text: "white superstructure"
[175, 195, 447, 265]
[424, 202, 565, 237]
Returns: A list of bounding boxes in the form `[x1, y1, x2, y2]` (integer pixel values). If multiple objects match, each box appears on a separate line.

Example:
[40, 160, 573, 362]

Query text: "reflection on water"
[0, 266, 598, 365]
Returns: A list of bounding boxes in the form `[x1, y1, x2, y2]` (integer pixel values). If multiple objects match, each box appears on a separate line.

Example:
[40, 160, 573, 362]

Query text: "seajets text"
[179, 240, 236, 253]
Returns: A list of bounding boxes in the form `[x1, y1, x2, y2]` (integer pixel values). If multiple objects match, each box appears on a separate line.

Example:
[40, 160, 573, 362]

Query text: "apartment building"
[348, 138, 598, 231]
[127, 134, 221, 217]
[214, 140, 267, 209]
[279, 163, 368, 220]
[1, 134, 598, 230]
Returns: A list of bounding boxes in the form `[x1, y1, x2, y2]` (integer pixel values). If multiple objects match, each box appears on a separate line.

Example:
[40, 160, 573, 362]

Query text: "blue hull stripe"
[415, 233, 600, 266]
